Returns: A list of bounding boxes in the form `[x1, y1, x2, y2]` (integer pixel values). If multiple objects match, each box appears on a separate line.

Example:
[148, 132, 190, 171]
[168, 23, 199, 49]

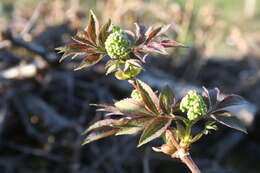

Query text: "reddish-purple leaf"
[142, 42, 168, 55]
[85, 10, 99, 44]
[98, 19, 111, 47]
[82, 128, 118, 145]
[216, 95, 246, 111]
[72, 31, 96, 47]
[138, 117, 172, 147]
[203, 87, 220, 110]
[114, 98, 151, 115]
[160, 40, 186, 48]
[156, 24, 171, 37]
[136, 80, 159, 114]
[210, 114, 247, 133]
[145, 26, 162, 43]
[134, 23, 147, 45]
[74, 54, 103, 70]
[159, 85, 175, 114]
[83, 119, 119, 134]
[116, 116, 153, 135]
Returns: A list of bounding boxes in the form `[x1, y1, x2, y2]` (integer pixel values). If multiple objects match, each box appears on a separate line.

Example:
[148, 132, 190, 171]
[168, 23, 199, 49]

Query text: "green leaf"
[116, 117, 153, 135]
[83, 119, 119, 134]
[114, 98, 151, 115]
[210, 115, 247, 133]
[159, 85, 175, 114]
[105, 60, 117, 75]
[191, 133, 203, 143]
[136, 80, 159, 115]
[82, 128, 118, 145]
[138, 117, 172, 147]
[176, 122, 185, 140]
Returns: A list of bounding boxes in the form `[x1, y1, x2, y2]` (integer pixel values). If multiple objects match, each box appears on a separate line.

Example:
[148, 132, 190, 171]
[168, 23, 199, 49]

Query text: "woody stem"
[166, 130, 201, 173]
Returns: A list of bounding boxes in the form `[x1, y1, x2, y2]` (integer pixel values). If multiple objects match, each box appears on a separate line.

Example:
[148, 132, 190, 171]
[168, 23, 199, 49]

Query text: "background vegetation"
[0, 0, 260, 173]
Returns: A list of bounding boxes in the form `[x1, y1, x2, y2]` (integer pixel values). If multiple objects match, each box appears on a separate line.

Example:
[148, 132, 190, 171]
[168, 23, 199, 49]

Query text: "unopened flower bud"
[105, 25, 130, 59]
[180, 90, 207, 120]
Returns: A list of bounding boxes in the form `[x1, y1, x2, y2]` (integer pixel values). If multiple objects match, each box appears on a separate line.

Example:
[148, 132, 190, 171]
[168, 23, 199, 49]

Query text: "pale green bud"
[105, 25, 130, 59]
[180, 90, 207, 120]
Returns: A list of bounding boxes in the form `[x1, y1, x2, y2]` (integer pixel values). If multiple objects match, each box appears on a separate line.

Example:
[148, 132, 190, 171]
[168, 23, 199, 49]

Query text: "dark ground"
[1, 1, 260, 173]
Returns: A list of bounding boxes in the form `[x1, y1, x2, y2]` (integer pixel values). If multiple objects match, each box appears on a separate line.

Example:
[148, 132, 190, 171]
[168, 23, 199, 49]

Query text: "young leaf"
[136, 80, 159, 115]
[203, 87, 220, 110]
[72, 31, 96, 47]
[85, 10, 99, 44]
[142, 42, 168, 55]
[74, 54, 103, 71]
[134, 23, 147, 45]
[160, 40, 186, 48]
[114, 98, 151, 115]
[116, 116, 153, 135]
[176, 122, 185, 140]
[159, 85, 175, 114]
[82, 128, 118, 145]
[191, 133, 204, 143]
[210, 115, 247, 133]
[145, 26, 162, 43]
[98, 19, 111, 47]
[83, 119, 119, 134]
[216, 95, 246, 111]
[138, 117, 172, 147]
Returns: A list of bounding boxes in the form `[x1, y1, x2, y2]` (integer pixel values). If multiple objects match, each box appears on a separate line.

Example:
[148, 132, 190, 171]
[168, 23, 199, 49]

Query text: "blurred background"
[0, 0, 260, 172]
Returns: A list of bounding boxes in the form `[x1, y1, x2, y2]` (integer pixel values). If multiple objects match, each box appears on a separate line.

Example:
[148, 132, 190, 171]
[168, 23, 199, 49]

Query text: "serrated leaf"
[116, 116, 153, 135]
[136, 80, 159, 115]
[114, 98, 151, 115]
[159, 85, 175, 114]
[138, 117, 171, 147]
[74, 54, 103, 70]
[210, 115, 247, 133]
[82, 128, 118, 145]
[216, 95, 246, 110]
[85, 10, 99, 44]
[83, 119, 119, 134]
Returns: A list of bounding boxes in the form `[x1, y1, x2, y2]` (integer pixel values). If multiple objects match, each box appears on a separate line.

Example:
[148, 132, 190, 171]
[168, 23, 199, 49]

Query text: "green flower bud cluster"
[131, 89, 143, 102]
[105, 25, 130, 59]
[180, 90, 207, 121]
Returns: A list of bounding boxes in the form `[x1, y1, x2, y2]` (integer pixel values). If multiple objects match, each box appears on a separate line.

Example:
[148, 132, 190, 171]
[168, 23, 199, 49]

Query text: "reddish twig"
[166, 130, 201, 173]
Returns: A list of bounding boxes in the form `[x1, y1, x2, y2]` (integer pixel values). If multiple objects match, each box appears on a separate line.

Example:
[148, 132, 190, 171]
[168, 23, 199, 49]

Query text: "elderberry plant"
[57, 11, 247, 173]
